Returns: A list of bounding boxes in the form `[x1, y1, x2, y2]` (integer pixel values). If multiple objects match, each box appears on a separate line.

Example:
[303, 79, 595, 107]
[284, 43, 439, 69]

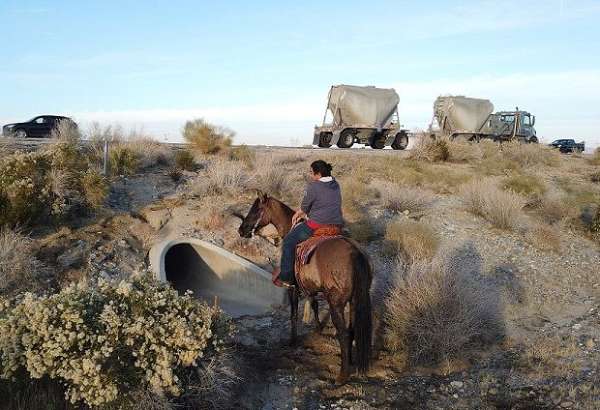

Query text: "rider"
[272, 159, 344, 287]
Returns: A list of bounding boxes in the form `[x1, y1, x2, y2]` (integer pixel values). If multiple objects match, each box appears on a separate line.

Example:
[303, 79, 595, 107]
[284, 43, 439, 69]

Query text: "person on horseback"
[272, 159, 344, 287]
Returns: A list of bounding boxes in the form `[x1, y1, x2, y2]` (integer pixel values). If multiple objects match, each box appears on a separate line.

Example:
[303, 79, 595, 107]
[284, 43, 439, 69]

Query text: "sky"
[1, 0, 599, 149]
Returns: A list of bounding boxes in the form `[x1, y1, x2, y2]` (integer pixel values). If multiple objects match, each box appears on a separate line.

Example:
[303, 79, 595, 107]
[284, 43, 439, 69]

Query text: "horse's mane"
[266, 196, 294, 215]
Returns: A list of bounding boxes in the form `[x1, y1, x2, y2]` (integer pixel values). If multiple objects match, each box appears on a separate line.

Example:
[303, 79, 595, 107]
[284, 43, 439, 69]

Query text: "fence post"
[103, 139, 108, 175]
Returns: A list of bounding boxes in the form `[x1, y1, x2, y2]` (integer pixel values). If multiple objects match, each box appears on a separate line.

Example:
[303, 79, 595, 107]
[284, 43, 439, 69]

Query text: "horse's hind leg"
[289, 287, 299, 346]
[329, 303, 351, 384]
[311, 297, 324, 333]
[348, 302, 355, 365]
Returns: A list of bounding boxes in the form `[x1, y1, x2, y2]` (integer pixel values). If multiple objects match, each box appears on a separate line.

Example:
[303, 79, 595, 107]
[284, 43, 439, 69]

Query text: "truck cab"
[485, 110, 537, 143]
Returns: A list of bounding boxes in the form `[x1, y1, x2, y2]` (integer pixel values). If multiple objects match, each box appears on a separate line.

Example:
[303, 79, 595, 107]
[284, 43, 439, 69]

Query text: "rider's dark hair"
[311, 160, 333, 177]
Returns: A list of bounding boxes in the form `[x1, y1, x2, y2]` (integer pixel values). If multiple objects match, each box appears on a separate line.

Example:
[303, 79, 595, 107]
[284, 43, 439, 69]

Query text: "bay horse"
[237, 193, 373, 383]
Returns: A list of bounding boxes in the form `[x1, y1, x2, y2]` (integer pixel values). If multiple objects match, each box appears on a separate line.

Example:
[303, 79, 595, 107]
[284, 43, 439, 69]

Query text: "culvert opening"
[164, 242, 282, 317]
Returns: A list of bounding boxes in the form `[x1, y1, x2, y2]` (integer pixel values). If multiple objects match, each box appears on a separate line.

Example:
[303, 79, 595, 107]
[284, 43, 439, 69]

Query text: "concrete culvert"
[150, 238, 285, 317]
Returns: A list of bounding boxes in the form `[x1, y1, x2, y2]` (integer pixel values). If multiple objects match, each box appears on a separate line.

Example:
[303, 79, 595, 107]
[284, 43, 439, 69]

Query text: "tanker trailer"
[313, 85, 410, 149]
[431, 95, 538, 143]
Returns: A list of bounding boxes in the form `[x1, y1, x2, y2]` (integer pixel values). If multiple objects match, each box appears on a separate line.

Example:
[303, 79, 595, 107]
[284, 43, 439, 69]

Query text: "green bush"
[109, 144, 139, 175]
[502, 174, 547, 197]
[183, 119, 234, 154]
[0, 275, 235, 408]
[229, 144, 255, 165]
[175, 149, 196, 171]
[0, 143, 109, 226]
[81, 169, 109, 208]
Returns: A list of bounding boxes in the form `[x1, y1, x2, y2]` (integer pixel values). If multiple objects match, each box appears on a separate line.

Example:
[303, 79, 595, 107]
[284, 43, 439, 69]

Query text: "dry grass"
[590, 171, 600, 184]
[376, 182, 435, 216]
[588, 147, 600, 166]
[0, 229, 48, 297]
[446, 138, 483, 163]
[50, 119, 81, 143]
[536, 190, 575, 224]
[384, 251, 504, 366]
[384, 218, 439, 263]
[460, 179, 525, 230]
[502, 173, 547, 197]
[197, 206, 227, 231]
[125, 137, 173, 169]
[190, 159, 248, 198]
[526, 223, 562, 252]
[501, 141, 561, 168]
[341, 178, 379, 211]
[183, 118, 233, 154]
[517, 334, 581, 378]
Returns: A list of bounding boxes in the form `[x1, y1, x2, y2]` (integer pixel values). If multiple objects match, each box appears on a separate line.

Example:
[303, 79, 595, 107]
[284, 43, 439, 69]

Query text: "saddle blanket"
[295, 234, 344, 268]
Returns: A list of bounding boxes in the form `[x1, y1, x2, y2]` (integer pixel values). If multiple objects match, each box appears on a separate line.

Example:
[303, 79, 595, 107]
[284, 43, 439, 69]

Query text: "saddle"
[294, 225, 344, 280]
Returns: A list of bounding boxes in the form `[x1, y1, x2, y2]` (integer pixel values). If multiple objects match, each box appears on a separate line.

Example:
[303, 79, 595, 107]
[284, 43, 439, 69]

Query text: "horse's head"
[238, 192, 271, 238]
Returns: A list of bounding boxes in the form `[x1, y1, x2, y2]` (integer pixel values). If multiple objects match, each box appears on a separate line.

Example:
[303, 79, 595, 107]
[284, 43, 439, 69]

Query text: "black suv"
[2, 115, 77, 138]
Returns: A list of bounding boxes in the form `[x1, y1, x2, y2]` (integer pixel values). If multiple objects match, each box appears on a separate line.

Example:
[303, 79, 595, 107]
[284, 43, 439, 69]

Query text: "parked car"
[2, 115, 77, 138]
[549, 139, 585, 153]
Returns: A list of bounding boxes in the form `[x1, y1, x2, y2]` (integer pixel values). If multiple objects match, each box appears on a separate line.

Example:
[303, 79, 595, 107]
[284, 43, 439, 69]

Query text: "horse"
[237, 192, 373, 383]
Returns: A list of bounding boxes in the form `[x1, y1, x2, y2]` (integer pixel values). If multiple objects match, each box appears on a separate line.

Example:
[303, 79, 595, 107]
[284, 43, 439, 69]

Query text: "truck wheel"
[370, 133, 386, 149]
[14, 129, 27, 138]
[391, 132, 408, 150]
[318, 132, 332, 148]
[528, 136, 538, 144]
[337, 130, 354, 148]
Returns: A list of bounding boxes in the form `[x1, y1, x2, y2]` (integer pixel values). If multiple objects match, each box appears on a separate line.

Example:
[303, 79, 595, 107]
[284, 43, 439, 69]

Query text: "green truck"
[431, 96, 538, 143]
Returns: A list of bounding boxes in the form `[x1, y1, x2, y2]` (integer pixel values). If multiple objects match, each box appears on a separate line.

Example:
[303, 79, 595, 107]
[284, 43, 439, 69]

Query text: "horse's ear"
[255, 189, 263, 199]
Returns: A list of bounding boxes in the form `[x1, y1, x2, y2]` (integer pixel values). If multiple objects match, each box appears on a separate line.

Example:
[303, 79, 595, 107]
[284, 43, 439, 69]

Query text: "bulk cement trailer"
[313, 85, 410, 149]
[431, 96, 538, 143]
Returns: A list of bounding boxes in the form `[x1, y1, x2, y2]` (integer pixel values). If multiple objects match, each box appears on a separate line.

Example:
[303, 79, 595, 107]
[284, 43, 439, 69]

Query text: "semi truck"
[313, 85, 410, 149]
[430, 96, 538, 143]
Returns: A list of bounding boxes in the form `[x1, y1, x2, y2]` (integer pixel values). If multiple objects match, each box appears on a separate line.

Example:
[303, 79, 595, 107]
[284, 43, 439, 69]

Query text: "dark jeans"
[280, 222, 313, 283]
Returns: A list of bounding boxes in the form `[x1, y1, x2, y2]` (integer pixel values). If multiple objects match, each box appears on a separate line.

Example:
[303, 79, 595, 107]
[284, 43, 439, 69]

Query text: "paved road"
[0, 137, 412, 156]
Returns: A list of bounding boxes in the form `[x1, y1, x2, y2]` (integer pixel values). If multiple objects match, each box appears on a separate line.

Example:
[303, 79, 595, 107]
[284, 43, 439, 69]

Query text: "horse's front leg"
[289, 287, 299, 345]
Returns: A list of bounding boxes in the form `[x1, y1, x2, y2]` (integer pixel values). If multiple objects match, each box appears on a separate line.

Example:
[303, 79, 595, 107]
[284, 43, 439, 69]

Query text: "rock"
[57, 240, 87, 268]
[560, 401, 573, 408]
[141, 208, 171, 230]
[585, 338, 595, 348]
[450, 381, 464, 389]
[488, 388, 498, 395]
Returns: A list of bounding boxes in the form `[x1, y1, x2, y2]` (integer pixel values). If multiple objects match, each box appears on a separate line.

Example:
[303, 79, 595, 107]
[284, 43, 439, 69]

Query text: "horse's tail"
[351, 249, 373, 374]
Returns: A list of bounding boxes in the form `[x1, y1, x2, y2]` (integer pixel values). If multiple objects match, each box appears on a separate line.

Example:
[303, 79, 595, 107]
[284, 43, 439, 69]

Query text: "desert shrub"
[190, 159, 248, 198]
[590, 171, 600, 184]
[348, 218, 379, 243]
[109, 144, 139, 175]
[377, 182, 435, 216]
[0, 229, 48, 298]
[384, 218, 439, 263]
[410, 137, 450, 162]
[50, 119, 81, 143]
[0, 275, 236, 408]
[168, 167, 183, 182]
[384, 249, 504, 366]
[501, 141, 561, 168]
[274, 153, 306, 166]
[526, 223, 562, 252]
[249, 157, 298, 200]
[460, 179, 525, 230]
[0, 151, 52, 226]
[502, 174, 547, 197]
[536, 191, 575, 224]
[591, 207, 600, 234]
[126, 137, 173, 169]
[175, 149, 196, 171]
[183, 119, 233, 154]
[341, 178, 378, 209]
[81, 169, 108, 208]
[229, 145, 256, 165]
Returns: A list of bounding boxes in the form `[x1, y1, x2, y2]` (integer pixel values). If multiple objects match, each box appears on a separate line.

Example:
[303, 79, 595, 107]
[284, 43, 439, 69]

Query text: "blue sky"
[1, 0, 599, 147]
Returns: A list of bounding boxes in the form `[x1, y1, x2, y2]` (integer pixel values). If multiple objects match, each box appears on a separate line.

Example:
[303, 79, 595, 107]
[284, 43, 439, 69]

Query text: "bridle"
[251, 203, 268, 237]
